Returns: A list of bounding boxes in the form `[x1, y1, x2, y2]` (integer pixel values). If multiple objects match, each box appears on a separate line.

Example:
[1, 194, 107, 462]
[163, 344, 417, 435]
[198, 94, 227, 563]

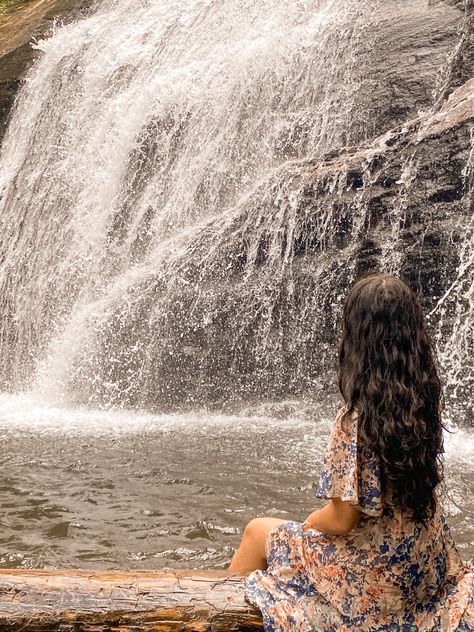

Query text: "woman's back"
[308, 408, 470, 626]
[234, 273, 474, 630]
[246, 407, 474, 631]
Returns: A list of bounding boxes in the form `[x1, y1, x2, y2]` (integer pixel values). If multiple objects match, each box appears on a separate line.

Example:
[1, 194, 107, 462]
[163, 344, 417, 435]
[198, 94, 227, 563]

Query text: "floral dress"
[246, 408, 474, 631]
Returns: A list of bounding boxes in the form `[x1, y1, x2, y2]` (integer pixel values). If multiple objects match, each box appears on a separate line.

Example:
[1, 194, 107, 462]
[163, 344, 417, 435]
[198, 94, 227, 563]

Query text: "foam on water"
[0, 392, 472, 466]
[0, 392, 318, 434]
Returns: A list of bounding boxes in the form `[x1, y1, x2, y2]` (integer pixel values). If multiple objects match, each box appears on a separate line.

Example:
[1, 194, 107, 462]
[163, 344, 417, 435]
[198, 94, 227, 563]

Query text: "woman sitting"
[230, 273, 474, 631]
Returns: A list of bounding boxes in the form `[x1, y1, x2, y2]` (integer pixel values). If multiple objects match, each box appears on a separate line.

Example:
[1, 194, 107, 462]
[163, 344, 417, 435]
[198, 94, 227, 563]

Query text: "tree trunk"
[0, 569, 263, 631]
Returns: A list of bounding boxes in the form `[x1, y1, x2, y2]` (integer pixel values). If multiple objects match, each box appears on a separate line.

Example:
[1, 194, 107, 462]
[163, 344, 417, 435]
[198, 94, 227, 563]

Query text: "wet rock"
[349, 0, 472, 142]
[64, 78, 473, 414]
[0, 0, 95, 141]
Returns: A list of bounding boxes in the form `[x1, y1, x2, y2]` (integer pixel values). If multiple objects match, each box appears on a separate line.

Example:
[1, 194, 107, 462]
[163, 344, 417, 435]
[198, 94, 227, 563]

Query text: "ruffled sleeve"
[316, 407, 383, 517]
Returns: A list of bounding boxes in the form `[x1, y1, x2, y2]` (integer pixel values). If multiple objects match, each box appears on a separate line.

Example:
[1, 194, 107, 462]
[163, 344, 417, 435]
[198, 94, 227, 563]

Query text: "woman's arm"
[305, 498, 360, 535]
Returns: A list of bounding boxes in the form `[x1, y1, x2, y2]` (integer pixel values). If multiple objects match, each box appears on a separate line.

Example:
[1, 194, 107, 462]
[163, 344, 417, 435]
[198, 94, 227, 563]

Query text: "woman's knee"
[229, 517, 288, 572]
[243, 517, 265, 535]
[242, 517, 286, 545]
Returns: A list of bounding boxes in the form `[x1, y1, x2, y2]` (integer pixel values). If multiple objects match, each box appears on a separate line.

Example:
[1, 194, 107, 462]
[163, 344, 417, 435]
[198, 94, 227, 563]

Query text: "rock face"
[64, 78, 472, 414]
[0, 0, 94, 141]
[0, 0, 472, 418]
[346, 0, 472, 140]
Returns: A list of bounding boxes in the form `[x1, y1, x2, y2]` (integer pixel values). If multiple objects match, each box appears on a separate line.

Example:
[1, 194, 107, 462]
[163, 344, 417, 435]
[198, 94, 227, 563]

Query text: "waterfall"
[431, 127, 474, 421]
[0, 0, 472, 416]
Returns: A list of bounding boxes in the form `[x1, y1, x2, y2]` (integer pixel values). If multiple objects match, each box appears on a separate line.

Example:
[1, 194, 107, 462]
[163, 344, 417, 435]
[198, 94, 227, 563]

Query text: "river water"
[0, 394, 472, 569]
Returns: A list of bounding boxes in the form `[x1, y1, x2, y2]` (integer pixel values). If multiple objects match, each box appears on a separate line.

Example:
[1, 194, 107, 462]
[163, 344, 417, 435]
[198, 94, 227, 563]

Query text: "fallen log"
[0, 569, 263, 631]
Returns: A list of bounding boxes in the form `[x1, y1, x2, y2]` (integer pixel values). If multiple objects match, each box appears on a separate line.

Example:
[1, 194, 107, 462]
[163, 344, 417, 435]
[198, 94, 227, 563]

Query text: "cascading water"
[1, 0, 472, 414]
[0, 0, 472, 569]
[431, 128, 474, 415]
[0, 0, 376, 403]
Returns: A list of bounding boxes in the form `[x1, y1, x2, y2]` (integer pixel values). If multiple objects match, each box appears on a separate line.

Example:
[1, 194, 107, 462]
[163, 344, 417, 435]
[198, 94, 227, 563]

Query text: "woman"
[230, 273, 474, 631]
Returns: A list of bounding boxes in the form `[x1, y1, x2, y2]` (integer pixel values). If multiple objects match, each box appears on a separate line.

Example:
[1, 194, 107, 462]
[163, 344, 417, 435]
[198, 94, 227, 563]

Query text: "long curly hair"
[338, 273, 444, 522]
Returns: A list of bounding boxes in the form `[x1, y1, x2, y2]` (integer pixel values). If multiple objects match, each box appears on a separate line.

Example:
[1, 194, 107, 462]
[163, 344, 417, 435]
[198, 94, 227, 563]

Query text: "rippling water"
[0, 394, 472, 569]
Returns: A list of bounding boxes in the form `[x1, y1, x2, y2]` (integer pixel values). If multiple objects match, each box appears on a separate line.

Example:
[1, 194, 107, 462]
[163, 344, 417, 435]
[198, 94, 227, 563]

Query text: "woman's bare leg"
[229, 517, 287, 573]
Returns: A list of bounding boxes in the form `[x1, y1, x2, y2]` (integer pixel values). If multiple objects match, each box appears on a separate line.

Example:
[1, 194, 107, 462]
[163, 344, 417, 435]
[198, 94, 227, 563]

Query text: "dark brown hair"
[338, 273, 444, 522]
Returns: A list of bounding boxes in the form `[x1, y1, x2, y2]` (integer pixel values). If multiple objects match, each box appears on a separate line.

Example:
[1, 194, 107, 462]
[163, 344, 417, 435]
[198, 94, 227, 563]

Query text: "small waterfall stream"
[433, 128, 474, 411]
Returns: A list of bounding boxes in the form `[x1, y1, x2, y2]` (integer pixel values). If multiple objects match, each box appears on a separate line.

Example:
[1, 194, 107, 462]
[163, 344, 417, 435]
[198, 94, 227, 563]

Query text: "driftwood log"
[0, 569, 263, 631]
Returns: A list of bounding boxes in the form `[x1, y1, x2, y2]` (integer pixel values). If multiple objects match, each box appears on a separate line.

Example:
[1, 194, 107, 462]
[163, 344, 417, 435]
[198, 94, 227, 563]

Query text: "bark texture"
[0, 569, 263, 631]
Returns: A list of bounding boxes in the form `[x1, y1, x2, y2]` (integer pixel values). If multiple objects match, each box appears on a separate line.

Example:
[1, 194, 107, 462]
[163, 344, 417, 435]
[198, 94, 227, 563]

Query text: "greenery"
[0, 0, 28, 13]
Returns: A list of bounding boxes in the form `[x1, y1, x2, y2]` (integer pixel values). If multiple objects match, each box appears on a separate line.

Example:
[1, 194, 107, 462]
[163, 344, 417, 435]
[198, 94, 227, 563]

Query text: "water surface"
[0, 395, 472, 569]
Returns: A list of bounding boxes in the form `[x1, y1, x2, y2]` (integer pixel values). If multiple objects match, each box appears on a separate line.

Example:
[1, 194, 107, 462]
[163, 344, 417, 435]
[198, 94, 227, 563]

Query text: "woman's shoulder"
[334, 403, 358, 436]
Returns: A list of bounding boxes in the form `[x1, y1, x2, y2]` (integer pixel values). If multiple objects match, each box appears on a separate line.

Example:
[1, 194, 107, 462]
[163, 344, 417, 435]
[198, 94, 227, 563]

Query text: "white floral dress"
[246, 408, 474, 631]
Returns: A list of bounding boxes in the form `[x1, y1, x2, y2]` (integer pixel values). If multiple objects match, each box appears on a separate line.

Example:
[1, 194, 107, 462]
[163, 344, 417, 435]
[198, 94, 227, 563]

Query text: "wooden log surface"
[0, 569, 263, 631]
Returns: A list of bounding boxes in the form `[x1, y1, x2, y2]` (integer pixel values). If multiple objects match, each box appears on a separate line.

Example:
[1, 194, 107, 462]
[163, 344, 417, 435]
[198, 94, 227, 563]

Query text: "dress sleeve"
[316, 407, 383, 517]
